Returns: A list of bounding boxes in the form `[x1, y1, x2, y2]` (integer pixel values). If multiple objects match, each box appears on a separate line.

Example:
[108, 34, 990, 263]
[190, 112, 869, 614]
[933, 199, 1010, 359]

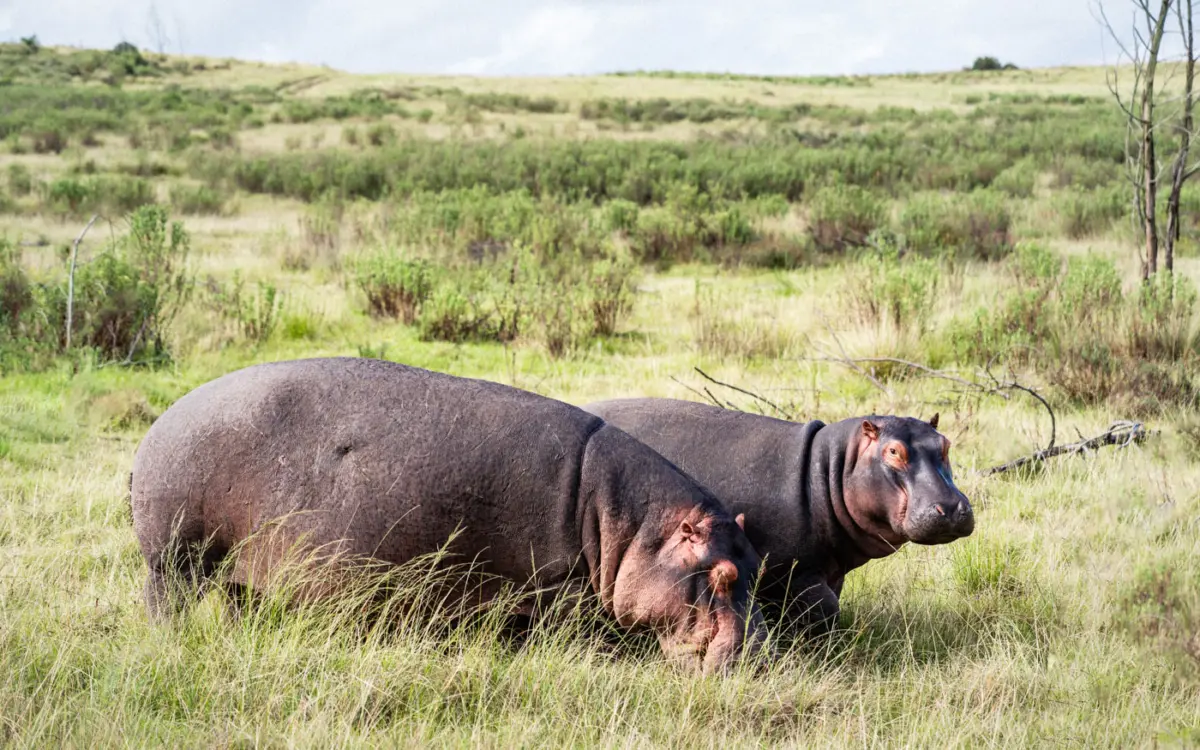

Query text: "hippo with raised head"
[581, 398, 974, 634]
[130, 358, 769, 673]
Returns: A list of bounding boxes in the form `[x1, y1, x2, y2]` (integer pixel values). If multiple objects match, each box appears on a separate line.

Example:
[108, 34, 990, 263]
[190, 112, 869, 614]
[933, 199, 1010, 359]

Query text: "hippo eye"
[882, 441, 909, 470]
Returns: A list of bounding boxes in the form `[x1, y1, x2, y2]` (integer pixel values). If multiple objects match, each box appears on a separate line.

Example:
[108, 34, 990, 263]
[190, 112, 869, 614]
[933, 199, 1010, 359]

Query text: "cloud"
[0, 0, 1170, 77]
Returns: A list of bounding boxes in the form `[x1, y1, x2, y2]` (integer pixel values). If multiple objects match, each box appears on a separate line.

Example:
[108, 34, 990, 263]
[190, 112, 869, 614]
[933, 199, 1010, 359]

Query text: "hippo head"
[844, 413, 974, 547]
[612, 507, 769, 674]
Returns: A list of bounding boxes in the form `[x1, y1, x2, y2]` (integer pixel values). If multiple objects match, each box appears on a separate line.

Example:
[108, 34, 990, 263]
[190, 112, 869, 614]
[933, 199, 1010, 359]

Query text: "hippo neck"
[807, 420, 904, 571]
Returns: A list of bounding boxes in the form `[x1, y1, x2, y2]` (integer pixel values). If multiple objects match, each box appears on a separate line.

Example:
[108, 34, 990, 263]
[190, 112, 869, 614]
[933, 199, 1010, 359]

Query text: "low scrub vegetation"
[0, 43, 1196, 748]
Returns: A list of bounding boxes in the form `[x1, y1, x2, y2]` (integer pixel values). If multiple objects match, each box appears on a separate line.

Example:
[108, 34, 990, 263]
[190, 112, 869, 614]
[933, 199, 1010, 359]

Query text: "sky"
[0, 0, 1181, 77]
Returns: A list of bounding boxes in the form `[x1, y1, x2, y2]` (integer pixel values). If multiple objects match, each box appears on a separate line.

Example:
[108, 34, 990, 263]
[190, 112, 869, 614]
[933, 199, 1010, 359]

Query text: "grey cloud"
[0, 0, 1171, 77]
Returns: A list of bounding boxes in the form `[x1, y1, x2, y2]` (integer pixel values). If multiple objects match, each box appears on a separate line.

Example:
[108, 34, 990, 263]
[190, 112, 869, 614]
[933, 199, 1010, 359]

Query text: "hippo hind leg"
[142, 536, 230, 622]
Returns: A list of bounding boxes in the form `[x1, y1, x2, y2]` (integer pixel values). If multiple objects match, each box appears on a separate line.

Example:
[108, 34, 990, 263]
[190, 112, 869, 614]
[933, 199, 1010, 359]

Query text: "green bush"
[990, 158, 1039, 198]
[43, 175, 155, 217]
[0, 240, 34, 338]
[585, 248, 638, 337]
[1128, 272, 1199, 362]
[366, 123, 398, 147]
[7, 164, 32, 196]
[899, 189, 1013, 261]
[843, 233, 941, 335]
[203, 271, 283, 345]
[1049, 154, 1120, 190]
[416, 285, 491, 344]
[32, 129, 66, 154]
[1054, 186, 1125, 239]
[353, 253, 437, 324]
[806, 184, 886, 253]
[169, 184, 226, 216]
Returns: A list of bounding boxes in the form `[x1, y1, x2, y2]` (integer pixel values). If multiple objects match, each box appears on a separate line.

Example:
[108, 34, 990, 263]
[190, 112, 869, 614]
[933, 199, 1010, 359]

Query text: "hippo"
[130, 358, 769, 673]
[580, 398, 974, 635]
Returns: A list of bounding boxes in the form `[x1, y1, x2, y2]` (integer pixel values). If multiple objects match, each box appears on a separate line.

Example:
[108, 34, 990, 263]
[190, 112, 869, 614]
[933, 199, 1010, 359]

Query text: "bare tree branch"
[812, 311, 891, 399]
[65, 214, 99, 351]
[983, 421, 1150, 476]
[693, 367, 794, 420]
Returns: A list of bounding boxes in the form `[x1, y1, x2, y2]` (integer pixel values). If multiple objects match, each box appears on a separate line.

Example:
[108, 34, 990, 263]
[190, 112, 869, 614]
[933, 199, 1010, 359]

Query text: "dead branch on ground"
[983, 421, 1150, 476]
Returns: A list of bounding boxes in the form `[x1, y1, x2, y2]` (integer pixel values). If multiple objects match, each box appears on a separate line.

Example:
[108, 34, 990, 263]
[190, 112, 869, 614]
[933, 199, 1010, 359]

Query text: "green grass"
[0, 42, 1199, 748]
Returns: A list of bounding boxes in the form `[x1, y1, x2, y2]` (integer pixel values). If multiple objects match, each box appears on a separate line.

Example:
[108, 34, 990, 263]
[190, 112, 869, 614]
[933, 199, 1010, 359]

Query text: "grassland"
[1, 41, 1199, 747]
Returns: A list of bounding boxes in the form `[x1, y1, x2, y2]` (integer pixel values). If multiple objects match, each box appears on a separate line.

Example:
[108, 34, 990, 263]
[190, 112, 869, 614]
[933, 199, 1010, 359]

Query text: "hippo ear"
[861, 420, 880, 441]
[734, 513, 745, 531]
[929, 412, 940, 430]
[680, 520, 704, 543]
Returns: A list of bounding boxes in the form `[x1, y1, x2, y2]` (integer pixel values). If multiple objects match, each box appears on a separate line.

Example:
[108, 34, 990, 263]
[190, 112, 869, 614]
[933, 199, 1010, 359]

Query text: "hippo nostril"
[934, 505, 945, 517]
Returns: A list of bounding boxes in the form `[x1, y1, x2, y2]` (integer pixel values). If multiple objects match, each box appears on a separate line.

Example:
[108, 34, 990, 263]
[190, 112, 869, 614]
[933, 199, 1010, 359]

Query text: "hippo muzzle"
[901, 461, 975, 544]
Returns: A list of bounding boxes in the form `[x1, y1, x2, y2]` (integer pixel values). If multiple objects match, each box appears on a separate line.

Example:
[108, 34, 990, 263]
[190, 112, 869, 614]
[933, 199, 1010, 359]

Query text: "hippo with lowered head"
[130, 358, 770, 673]
[581, 398, 974, 634]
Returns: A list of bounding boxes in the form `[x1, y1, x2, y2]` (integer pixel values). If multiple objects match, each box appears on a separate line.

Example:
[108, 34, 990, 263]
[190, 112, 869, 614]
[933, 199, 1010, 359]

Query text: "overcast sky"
[0, 0, 1177, 77]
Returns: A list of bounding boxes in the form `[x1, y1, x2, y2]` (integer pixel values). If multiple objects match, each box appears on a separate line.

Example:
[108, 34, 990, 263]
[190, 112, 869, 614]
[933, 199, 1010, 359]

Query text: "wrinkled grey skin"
[131, 358, 769, 673]
[581, 398, 974, 634]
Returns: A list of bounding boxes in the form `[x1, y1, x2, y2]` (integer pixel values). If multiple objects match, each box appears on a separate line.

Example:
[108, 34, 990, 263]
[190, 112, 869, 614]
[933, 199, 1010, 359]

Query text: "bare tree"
[146, 1, 170, 56]
[1098, 0, 1198, 281]
[1165, 0, 1196, 273]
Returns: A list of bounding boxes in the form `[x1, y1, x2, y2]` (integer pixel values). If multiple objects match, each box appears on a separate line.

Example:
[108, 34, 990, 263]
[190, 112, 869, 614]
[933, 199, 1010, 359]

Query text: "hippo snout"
[701, 600, 771, 674]
[907, 491, 974, 544]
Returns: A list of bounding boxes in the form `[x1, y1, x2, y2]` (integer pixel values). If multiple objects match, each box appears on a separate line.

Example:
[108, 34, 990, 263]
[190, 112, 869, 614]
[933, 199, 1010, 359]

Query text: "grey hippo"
[581, 398, 974, 635]
[130, 358, 770, 673]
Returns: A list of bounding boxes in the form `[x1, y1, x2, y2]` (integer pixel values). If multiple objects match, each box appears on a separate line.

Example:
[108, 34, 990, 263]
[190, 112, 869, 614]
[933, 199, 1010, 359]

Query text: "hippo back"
[133, 357, 601, 590]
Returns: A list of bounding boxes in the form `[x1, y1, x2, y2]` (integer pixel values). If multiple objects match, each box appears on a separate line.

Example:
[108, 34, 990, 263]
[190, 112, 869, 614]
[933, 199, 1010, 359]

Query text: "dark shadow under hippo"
[131, 358, 769, 674]
[580, 398, 974, 635]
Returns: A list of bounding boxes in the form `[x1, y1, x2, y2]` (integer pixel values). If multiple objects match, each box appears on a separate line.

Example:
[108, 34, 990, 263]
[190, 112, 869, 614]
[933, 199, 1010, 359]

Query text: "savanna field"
[1, 40, 1199, 747]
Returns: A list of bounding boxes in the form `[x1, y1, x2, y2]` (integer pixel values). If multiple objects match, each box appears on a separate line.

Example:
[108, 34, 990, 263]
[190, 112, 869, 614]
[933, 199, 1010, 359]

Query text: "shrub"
[170, 184, 226, 216]
[43, 175, 155, 217]
[67, 206, 191, 362]
[417, 285, 489, 343]
[32, 129, 67, 154]
[292, 200, 343, 270]
[991, 158, 1039, 198]
[899, 189, 1013, 261]
[0, 241, 34, 338]
[366, 123, 398, 147]
[629, 208, 696, 265]
[806, 184, 886, 254]
[843, 233, 941, 335]
[7, 164, 32, 197]
[970, 56, 1004, 71]
[44, 178, 91, 215]
[585, 250, 638, 337]
[1008, 240, 1061, 288]
[204, 272, 283, 345]
[1054, 186, 1125, 239]
[532, 285, 591, 358]
[353, 253, 437, 324]
[1049, 155, 1120, 190]
[1127, 272, 1199, 362]
[604, 200, 640, 234]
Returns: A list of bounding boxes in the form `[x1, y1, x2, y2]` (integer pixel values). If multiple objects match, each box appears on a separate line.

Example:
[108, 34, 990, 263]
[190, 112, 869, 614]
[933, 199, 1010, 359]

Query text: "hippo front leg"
[777, 573, 841, 638]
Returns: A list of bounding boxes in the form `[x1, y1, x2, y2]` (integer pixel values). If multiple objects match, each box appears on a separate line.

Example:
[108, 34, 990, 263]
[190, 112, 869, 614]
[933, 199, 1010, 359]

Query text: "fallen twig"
[668, 375, 716, 406]
[813, 312, 891, 398]
[982, 421, 1149, 476]
[693, 367, 793, 420]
